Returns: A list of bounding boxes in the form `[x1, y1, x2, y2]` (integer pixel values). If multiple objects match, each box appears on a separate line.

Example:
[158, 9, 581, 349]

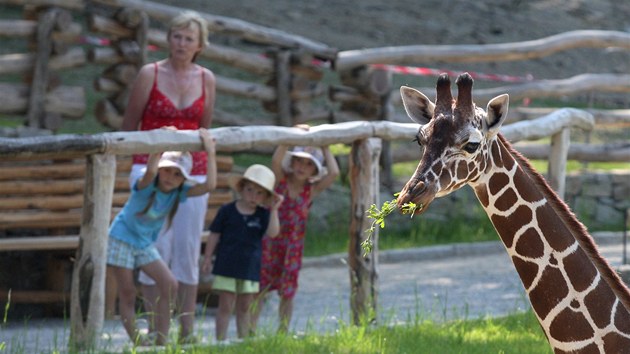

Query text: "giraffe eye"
[413, 131, 427, 147]
[463, 142, 480, 153]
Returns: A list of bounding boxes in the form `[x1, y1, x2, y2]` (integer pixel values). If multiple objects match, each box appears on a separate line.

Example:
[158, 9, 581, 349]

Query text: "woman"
[120, 11, 216, 344]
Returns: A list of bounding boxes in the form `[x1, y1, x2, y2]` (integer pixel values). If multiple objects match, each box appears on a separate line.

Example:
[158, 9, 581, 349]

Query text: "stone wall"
[565, 170, 630, 230]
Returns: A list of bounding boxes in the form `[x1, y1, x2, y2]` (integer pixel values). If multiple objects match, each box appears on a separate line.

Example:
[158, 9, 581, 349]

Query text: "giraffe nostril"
[410, 181, 426, 195]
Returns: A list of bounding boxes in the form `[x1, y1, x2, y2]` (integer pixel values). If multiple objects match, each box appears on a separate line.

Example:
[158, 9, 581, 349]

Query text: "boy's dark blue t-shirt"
[210, 201, 270, 281]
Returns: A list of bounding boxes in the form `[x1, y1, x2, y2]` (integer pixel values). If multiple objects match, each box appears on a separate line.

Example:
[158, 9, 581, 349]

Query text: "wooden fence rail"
[0, 111, 594, 349]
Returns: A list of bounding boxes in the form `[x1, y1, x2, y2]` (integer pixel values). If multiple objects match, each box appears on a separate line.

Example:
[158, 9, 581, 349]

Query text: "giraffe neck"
[471, 135, 630, 353]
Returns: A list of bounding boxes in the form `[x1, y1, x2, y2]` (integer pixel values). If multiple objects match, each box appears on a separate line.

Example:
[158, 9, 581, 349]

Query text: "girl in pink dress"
[253, 143, 339, 333]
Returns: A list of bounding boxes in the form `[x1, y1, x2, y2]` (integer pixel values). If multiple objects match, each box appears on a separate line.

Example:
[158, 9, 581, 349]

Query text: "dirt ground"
[158, 0, 630, 83]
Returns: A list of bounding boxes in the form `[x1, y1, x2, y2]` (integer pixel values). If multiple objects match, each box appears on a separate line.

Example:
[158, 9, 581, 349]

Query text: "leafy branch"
[362, 195, 421, 255]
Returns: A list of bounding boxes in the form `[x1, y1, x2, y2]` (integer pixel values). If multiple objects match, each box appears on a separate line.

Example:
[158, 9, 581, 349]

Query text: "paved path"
[2, 233, 627, 352]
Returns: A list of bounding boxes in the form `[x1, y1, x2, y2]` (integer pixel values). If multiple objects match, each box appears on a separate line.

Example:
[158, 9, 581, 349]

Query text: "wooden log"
[94, 77, 123, 93]
[28, 8, 59, 128]
[0, 290, 69, 303]
[348, 138, 381, 325]
[0, 116, 594, 160]
[0, 236, 79, 252]
[70, 154, 115, 351]
[114, 7, 145, 28]
[547, 128, 569, 198]
[95, 98, 123, 129]
[511, 107, 630, 127]
[0, 230, 219, 252]
[212, 109, 274, 127]
[46, 85, 86, 118]
[91, 0, 337, 59]
[1, 0, 83, 9]
[0, 158, 131, 181]
[0, 193, 127, 211]
[335, 30, 630, 71]
[112, 86, 131, 112]
[215, 75, 276, 101]
[88, 13, 133, 39]
[117, 39, 142, 63]
[133, 9, 148, 67]
[0, 19, 36, 37]
[0, 47, 86, 75]
[274, 50, 292, 126]
[512, 142, 630, 163]
[43, 112, 64, 131]
[87, 46, 122, 64]
[147, 28, 274, 76]
[102, 63, 138, 85]
[50, 22, 82, 43]
[0, 189, 231, 211]
[0, 176, 129, 196]
[500, 108, 595, 143]
[0, 206, 220, 230]
[52, 8, 73, 32]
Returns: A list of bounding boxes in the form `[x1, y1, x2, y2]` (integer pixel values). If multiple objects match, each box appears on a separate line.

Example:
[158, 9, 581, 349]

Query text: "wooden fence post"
[348, 138, 381, 325]
[69, 154, 116, 351]
[548, 127, 570, 199]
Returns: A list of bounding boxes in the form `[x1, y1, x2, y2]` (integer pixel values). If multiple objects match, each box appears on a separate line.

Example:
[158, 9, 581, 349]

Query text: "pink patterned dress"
[259, 178, 312, 299]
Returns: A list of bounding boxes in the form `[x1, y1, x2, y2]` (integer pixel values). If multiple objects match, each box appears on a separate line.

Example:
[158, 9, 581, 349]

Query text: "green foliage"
[363, 197, 419, 254]
[95, 311, 548, 353]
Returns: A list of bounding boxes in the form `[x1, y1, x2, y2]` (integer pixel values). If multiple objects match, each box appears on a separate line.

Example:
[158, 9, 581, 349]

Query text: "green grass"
[88, 311, 549, 353]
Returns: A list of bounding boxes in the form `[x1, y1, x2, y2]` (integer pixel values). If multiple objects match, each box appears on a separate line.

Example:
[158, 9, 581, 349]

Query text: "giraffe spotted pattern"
[397, 73, 630, 353]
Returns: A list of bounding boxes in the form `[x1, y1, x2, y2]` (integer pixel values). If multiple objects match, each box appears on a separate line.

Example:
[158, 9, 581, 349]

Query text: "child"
[107, 129, 216, 346]
[253, 144, 339, 333]
[201, 164, 283, 342]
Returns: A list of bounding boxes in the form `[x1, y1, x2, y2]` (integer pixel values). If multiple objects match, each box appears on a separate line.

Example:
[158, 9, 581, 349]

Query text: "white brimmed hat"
[228, 164, 276, 194]
[281, 146, 328, 181]
[158, 151, 193, 180]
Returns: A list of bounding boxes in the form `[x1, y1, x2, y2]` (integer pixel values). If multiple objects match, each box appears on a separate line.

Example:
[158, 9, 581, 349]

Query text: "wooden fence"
[0, 109, 595, 349]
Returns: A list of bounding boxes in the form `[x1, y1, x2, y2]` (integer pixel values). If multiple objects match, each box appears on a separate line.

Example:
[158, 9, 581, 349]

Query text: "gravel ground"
[2, 233, 627, 352]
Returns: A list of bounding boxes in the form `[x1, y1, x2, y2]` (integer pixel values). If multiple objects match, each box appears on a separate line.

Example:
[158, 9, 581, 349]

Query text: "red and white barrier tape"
[371, 63, 533, 83]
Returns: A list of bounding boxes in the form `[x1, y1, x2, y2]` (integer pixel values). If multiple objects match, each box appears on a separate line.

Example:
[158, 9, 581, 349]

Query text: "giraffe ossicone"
[397, 72, 630, 353]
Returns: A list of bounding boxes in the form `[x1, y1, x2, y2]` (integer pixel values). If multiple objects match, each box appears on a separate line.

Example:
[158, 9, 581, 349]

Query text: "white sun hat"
[281, 146, 328, 181]
[228, 164, 276, 194]
[157, 151, 193, 181]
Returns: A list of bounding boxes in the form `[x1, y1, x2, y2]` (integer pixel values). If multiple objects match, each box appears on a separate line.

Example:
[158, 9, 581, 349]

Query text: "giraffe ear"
[483, 94, 509, 137]
[400, 86, 435, 125]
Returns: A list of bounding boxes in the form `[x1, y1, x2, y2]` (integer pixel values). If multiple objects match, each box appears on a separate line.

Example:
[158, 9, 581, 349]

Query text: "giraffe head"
[396, 73, 509, 214]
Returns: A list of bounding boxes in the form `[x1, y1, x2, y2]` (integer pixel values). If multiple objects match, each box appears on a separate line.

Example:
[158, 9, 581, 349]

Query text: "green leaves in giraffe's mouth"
[361, 195, 423, 255]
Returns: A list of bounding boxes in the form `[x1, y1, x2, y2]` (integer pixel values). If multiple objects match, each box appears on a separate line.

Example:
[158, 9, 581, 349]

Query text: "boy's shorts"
[107, 237, 161, 269]
[212, 275, 259, 294]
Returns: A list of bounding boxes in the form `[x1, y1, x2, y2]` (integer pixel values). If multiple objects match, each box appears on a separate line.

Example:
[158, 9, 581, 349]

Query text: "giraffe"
[395, 72, 630, 353]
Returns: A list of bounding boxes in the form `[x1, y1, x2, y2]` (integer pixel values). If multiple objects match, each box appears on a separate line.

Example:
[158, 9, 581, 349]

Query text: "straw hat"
[158, 151, 193, 180]
[281, 146, 328, 181]
[228, 164, 276, 194]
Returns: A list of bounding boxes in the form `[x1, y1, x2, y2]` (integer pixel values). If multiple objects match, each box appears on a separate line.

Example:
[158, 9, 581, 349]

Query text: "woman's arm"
[200, 67, 216, 129]
[188, 128, 217, 196]
[120, 63, 156, 131]
[311, 146, 340, 197]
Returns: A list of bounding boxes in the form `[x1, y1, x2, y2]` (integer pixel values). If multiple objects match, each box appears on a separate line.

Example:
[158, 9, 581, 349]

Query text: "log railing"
[0, 111, 594, 349]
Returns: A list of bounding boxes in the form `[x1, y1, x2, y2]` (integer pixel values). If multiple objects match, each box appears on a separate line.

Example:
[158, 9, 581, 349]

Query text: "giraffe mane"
[497, 134, 630, 312]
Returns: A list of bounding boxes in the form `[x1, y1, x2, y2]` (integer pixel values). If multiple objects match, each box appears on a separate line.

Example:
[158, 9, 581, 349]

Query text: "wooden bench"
[0, 155, 234, 315]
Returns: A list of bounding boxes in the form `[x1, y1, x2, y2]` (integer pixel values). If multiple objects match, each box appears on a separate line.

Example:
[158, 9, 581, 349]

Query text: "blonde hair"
[167, 11, 210, 61]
